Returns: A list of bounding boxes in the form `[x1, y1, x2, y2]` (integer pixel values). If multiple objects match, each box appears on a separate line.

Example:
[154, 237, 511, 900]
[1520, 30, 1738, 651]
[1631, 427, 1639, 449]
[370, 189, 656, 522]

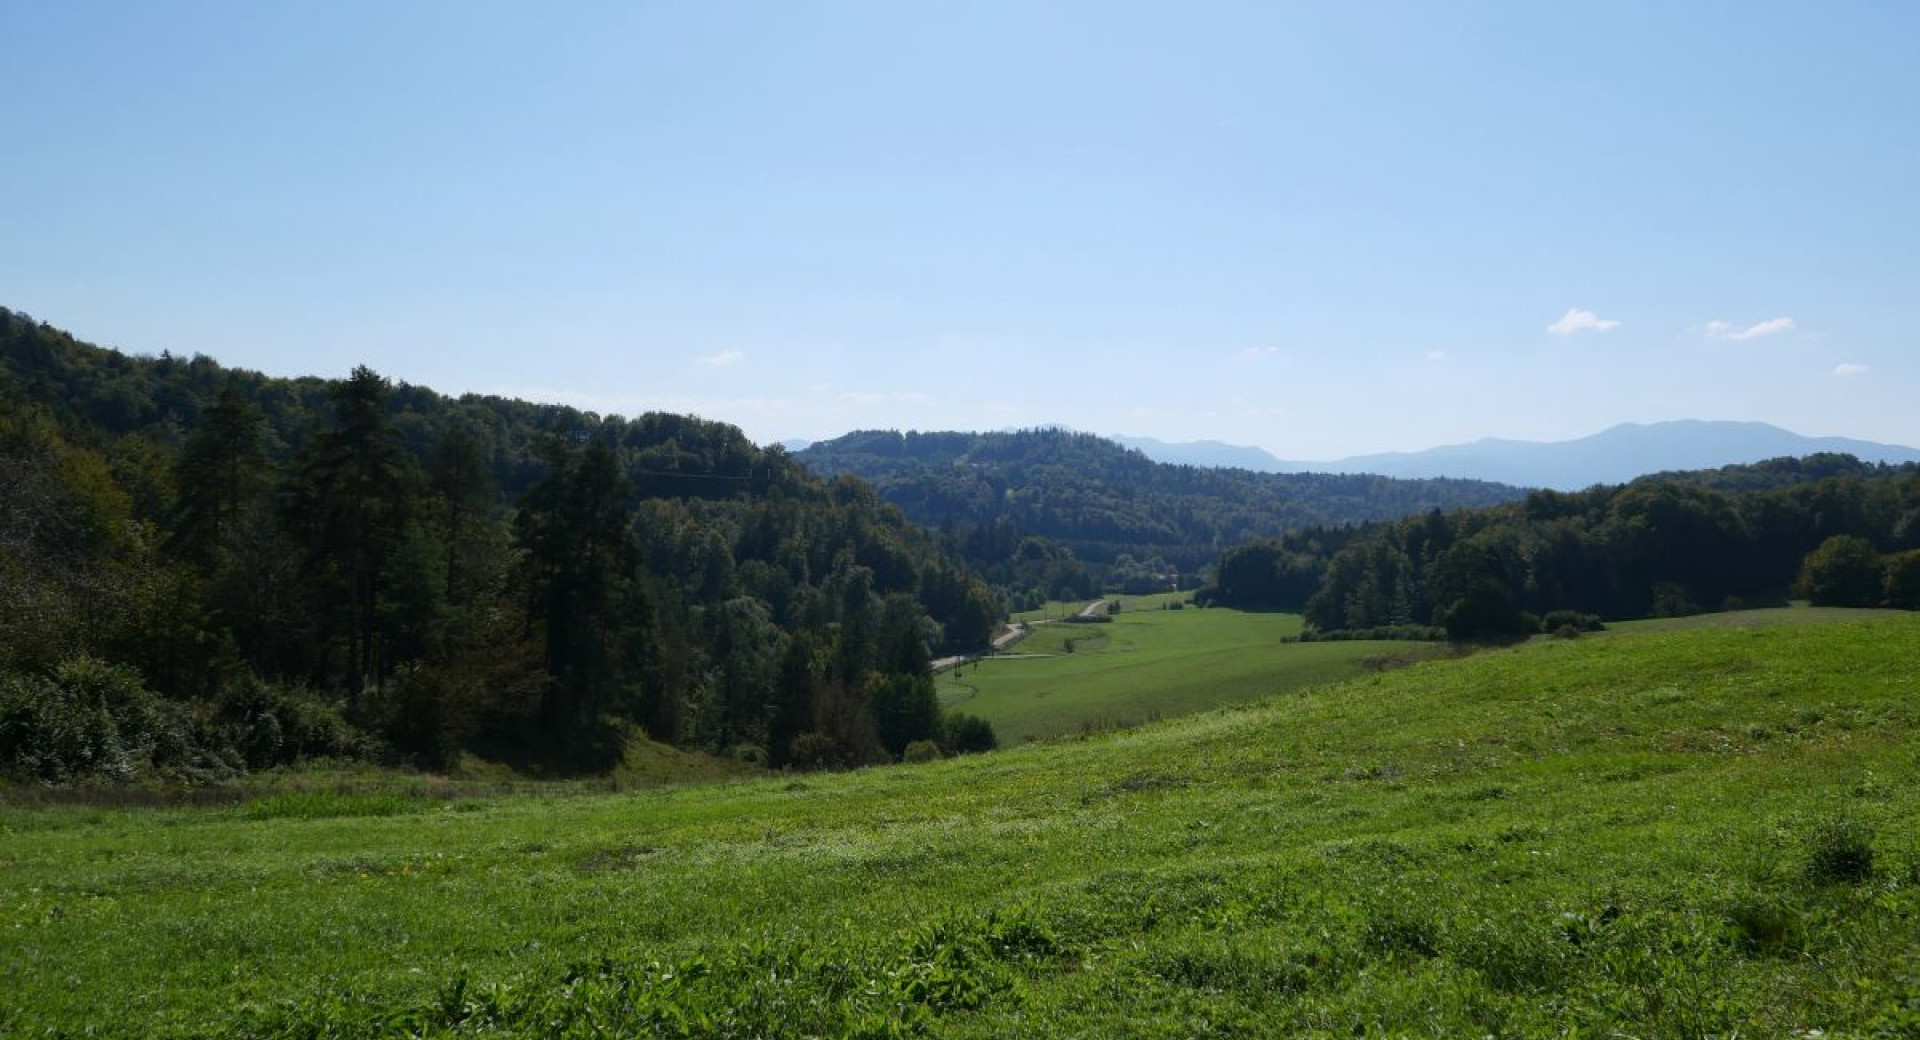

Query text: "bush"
[0, 657, 233, 784]
[220, 675, 361, 769]
[1540, 610, 1606, 633]
[1805, 815, 1875, 884]
[788, 731, 844, 771]
[902, 739, 943, 764]
[1798, 536, 1883, 607]
[942, 712, 998, 754]
[1885, 549, 1920, 610]
[729, 743, 768, 766]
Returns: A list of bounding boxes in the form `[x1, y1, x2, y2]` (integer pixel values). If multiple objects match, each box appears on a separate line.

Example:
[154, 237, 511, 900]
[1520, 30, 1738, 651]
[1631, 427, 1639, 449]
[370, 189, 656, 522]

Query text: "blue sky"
[4, 1, 1915, 458]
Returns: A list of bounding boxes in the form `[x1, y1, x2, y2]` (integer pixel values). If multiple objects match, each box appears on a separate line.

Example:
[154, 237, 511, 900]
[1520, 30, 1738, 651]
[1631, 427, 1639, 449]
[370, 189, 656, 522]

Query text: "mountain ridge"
[1112, 420, 1920, 490]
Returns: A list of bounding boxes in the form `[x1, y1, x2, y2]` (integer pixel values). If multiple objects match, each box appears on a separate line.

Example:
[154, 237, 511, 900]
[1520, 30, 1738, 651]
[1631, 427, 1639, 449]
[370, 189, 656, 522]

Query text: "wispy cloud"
[1427, 349, 1448, 361]
[1706, 317, 1795, 341]
[1238, 346, 1279, 359]
[1834, 363, 1869, 378]
[1548, 307, 1620, 335]
[695, 348, 745, 367]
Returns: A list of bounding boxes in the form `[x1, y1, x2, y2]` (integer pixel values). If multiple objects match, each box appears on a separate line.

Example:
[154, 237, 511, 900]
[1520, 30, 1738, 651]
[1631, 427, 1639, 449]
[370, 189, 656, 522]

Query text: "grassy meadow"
[944, 601, 1440, 743]
[5, 614, 1920, 1036]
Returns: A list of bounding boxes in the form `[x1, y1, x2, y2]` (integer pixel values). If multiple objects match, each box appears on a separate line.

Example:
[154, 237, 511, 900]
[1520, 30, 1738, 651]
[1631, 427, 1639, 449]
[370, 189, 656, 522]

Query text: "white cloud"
[695, 348, 745, 367]
[1834, 363, 1869, 377]
[1238, 346, 1279, 359]
[1547, 307, 1621, 335]
[1427, 349, 1447, 361]
[1707, 317, 1795, 341]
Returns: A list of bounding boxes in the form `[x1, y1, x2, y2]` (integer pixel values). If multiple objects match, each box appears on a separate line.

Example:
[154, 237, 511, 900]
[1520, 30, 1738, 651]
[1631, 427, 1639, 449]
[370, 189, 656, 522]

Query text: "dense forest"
[796, 429, 1526, 580]
[1202, 455, 1920, 638]
[0, 308, 1002, 785]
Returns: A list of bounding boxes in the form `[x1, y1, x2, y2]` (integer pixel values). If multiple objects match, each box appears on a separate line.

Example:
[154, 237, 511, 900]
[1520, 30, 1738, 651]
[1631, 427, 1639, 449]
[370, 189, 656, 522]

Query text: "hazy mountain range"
[1114, 421, 1920, 490]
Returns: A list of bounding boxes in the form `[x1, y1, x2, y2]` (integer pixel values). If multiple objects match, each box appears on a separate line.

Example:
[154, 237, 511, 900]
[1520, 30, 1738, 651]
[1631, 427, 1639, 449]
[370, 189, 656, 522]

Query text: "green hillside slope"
[938, 603, 1441, 743]
[5, 616, 1919, 1037]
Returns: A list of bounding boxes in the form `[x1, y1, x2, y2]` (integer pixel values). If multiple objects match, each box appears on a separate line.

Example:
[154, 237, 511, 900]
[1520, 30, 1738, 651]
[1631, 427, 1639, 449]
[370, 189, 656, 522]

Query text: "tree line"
[0, 309, 999, 785]
[1200, 455, 1920, 638]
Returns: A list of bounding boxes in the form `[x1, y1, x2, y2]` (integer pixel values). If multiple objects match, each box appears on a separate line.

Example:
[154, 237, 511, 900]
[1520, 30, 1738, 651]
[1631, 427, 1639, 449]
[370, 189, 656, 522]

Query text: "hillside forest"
[1203, 455, 1920, 637]
[0, 309, 1003, 785]
[795, 428, 1526, 589]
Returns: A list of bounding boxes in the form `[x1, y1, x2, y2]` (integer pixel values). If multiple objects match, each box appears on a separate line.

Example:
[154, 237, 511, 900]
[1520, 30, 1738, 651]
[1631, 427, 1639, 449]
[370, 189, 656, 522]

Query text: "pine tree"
[168, 383, 266, 563]
[290, 366, 418, 698]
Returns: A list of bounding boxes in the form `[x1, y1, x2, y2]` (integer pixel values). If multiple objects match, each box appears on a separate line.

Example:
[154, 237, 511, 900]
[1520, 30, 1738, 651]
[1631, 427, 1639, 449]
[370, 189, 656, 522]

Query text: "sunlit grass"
[4, 616, 1919, 1037]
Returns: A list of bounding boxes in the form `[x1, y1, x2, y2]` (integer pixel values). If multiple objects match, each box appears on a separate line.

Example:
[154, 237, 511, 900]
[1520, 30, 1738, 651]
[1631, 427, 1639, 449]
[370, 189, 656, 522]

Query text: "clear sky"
[4, 2, 1916, 458]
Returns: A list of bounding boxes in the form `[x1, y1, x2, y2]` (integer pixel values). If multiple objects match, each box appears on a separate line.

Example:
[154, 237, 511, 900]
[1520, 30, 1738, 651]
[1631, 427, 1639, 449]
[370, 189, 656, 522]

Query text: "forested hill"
[1204, 455, 1920, 637]
[795, 428, 1526, 572]
[0, 308, 1000, 783]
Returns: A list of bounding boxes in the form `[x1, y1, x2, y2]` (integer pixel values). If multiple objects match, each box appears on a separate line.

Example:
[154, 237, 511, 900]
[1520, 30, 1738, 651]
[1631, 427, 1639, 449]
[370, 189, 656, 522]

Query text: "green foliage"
[870, 673, 941, 758]
[0, 309, 1004, 780]
[1427, 541, 1529, 640]
[1798, 535, 1885, 606]
[940, 712, 997, 754]
[1205, 538, 1330, 611]
[1886, 549, 1920, 610]
[1540, 609, 1606, 633]
[0, 657, 227, 784]
[1253, 460, 1920, 640]
[902, 738, 944, 763]
[218, 674, 364, 769]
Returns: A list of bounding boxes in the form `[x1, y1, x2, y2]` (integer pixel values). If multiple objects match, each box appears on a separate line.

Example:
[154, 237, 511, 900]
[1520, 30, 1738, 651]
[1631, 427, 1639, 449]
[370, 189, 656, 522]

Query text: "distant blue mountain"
[1116, 421, 1920, 491]
[1109, 435, 1288, 471]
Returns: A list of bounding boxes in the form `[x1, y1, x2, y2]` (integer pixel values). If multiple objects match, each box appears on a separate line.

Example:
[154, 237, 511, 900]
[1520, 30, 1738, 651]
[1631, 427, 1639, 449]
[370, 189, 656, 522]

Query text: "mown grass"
[942, 605, 1437, 743]
[5, 616, 1920, 1037]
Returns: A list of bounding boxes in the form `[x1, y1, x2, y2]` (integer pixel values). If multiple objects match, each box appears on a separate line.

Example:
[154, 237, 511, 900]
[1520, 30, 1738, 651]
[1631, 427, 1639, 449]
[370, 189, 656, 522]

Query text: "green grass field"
[945, 604, 1439, 743]
[1008, 599, 1097, 623]
[1605, 604, 1895, 635]
[8, 615, 1919, 1037]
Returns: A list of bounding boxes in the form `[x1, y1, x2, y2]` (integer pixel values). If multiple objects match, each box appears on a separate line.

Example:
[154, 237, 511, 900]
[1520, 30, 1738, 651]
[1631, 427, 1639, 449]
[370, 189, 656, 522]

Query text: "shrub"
[730, 743, 768, 766]
[1805, 815, 1875, 884]
[1798, 536, 1883, 607]
[0, 656, 229, 784]
[1540, 610, 1605, 633]
[1885, 549, 1920, 610]
[942, 712, 998, 754]
[902, 739, 943, 764]
[220, 675, 361, 769]
[788, 731, 843, 771]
